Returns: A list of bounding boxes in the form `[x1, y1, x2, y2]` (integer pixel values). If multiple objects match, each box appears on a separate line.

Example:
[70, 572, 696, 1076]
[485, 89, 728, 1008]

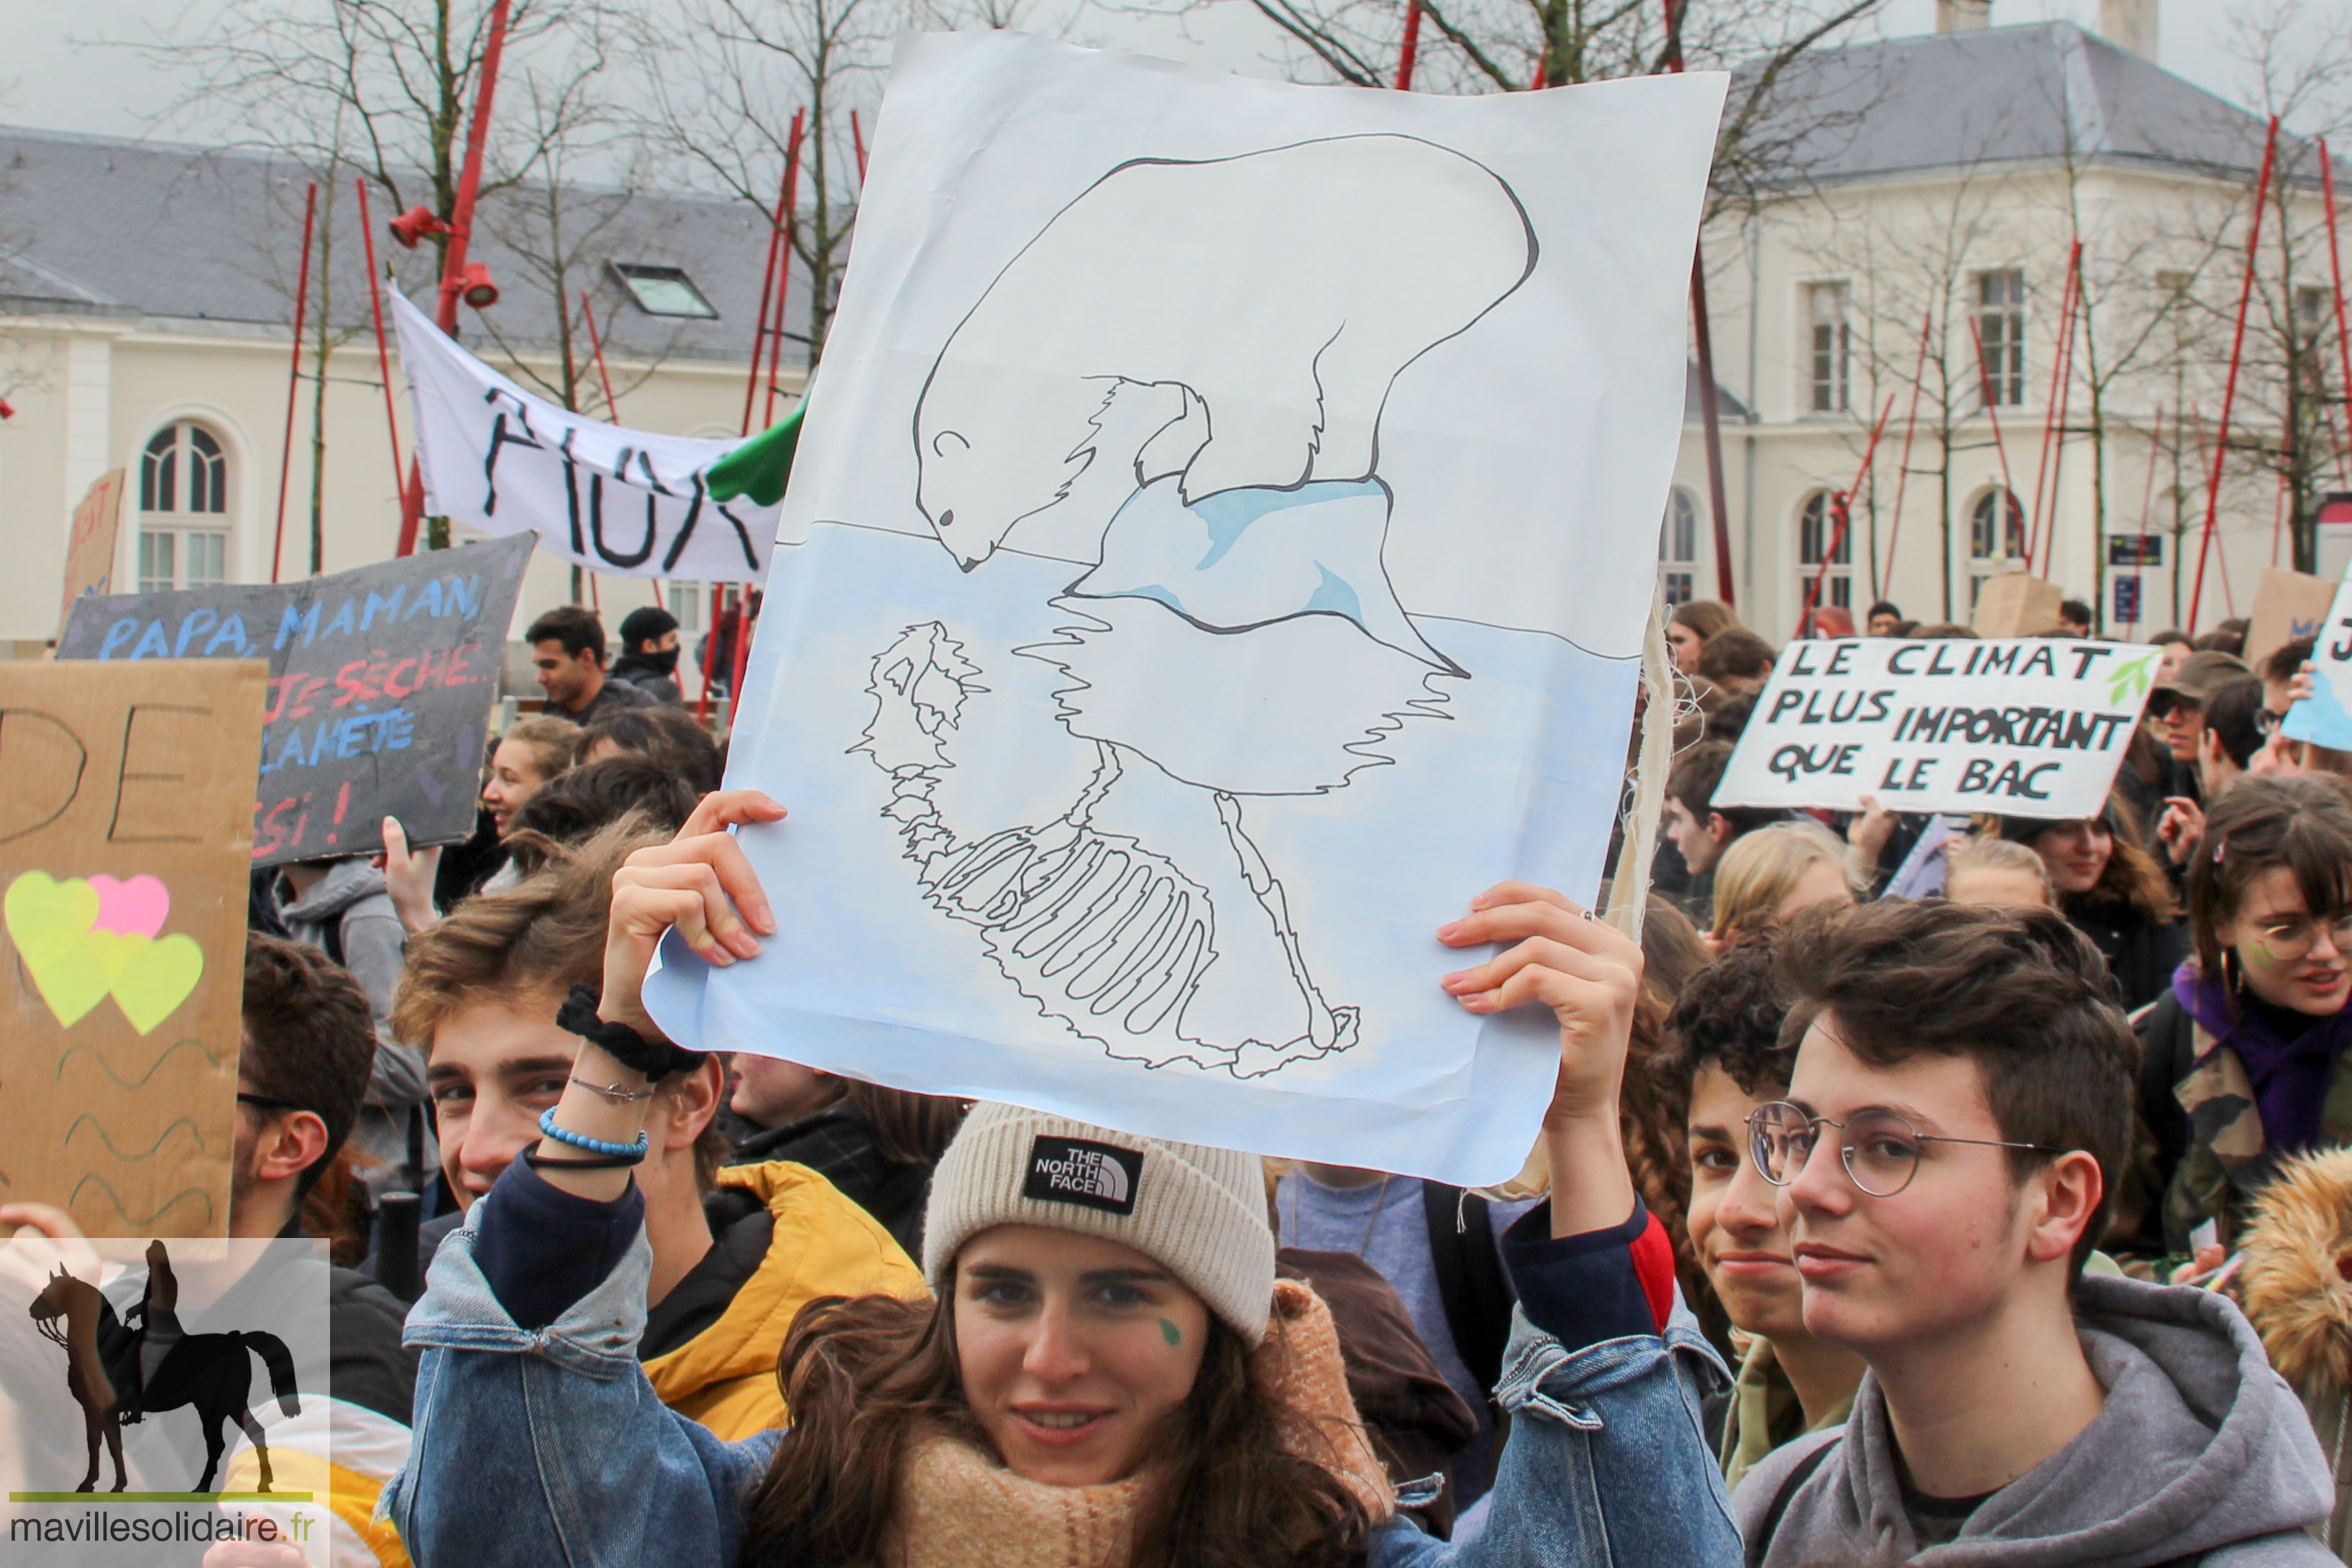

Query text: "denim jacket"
[385, 1222, 1739, 1567]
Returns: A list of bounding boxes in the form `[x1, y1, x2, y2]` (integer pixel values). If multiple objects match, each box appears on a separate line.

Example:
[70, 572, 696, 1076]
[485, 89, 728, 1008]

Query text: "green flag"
[706, 405, 803, 506]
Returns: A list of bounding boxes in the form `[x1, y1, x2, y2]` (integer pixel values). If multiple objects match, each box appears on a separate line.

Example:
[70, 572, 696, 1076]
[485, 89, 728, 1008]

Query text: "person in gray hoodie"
[276, 855, 429, 1193]
[1735, 900, 2334, 1567]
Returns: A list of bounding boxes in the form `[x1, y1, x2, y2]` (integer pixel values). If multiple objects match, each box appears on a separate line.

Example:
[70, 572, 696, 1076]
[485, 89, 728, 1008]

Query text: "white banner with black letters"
[1712, 637, 2161, 820]
[393, 291, 777, 581]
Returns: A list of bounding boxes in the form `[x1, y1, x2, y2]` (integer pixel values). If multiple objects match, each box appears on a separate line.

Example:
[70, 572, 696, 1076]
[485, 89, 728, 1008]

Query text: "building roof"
[0, 125, 806, 370]
[1753, 21, 2292, 188]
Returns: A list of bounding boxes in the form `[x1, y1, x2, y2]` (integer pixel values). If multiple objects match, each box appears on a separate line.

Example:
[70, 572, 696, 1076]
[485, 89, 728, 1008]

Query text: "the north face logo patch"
[1022, 1136, 1143, 1216]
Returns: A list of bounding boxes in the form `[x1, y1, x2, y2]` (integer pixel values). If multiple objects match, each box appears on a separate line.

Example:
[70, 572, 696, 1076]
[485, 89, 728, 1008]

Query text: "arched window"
[137, 423, 232, 591]
[1967, 487, 2027, 608]
[1797, 490, 1852, 610]
[1658, 487, 1699, 606]
[1969, 488, 2026, 562]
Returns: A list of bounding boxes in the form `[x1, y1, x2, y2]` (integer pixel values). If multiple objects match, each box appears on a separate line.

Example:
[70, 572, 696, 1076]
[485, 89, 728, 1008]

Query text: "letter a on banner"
[393, 292, 781, 582]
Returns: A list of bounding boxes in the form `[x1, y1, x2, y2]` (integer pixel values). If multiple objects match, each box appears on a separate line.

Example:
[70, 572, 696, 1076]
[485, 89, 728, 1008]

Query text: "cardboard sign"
[0, 659, 265, 1236]
[55, 534, 532, 866]
[394, 292, 781, 582]
[1972, 572, 2064, 638]
[57, 467, 128, 634]
[2246, 567, 2335, 672]
[1713, 637, 2162, 820]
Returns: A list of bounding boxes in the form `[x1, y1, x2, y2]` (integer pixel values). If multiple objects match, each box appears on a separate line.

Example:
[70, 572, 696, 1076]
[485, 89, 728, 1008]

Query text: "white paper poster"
[393, 292, 779, 581]
[1713, 638, 2161, 820]
[644, 32, 1726, 1184]
[2281, 568, 2352, 750]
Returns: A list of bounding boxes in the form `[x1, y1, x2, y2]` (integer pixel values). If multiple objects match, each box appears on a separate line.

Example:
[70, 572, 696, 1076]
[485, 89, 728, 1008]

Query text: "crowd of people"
[12, 591, 2352, 1567]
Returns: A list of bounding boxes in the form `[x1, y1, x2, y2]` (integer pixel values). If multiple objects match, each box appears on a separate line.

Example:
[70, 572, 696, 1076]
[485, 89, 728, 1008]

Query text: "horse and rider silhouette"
[27, 1239, 300, 1494]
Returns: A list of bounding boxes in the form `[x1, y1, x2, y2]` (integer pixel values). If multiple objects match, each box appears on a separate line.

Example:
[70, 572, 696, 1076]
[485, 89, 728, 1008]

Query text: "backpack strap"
[1744, 1434, 1841, 1568]
[1422, 1181, 1511, 1397]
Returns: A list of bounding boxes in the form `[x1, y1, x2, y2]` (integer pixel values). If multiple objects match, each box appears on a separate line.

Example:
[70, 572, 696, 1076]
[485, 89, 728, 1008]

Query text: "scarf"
[888, 1279, 1394, 1568]
[2177, 966, 2352, 1157]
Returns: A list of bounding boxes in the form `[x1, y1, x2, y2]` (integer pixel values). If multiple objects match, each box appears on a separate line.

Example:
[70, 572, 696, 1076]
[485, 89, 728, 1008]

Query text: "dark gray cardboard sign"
[58, 534, 534, 867]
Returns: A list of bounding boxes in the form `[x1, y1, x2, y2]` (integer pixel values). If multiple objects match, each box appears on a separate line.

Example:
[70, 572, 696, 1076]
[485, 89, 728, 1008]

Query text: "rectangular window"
[1808, 283, 1850, 413]
[611, 262, 720, 319]
[138, 529, 175, 594]
[186, 530, 227, 585]
[1975, 269, 2026, 407]
[668, 581, 705, 633]
[138, 526, 229, 590]
[2298, 285, 2332, 347]
[1663, 572, 1694, 606]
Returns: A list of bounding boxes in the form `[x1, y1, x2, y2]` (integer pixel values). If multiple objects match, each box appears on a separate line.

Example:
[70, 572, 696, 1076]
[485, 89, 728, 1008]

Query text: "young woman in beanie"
[381, 792, 1739, 1568]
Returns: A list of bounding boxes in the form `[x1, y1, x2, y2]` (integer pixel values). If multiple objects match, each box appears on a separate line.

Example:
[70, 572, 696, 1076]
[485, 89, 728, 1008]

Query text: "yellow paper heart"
[111, 932, 204, 1036]
[4, 871, 109, 1027]
[86, 928, 153, 983]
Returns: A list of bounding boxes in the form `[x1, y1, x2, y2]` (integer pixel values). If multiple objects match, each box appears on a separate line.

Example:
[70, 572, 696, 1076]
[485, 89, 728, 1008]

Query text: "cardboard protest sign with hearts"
[0, 659, 265, 1237]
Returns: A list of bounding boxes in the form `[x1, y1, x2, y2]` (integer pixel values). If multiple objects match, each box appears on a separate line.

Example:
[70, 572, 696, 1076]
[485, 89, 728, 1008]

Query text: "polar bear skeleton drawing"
[856, 135, 1537, 1077]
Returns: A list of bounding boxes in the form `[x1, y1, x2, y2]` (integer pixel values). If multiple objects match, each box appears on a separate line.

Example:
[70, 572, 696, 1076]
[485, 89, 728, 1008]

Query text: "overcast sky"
[0, 0, 2289, 149]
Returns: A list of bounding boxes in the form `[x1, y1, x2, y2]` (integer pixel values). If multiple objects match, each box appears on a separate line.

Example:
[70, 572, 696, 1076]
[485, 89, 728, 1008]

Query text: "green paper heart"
[4, 871, 109, 1027]
[111, 932, 204, 1036]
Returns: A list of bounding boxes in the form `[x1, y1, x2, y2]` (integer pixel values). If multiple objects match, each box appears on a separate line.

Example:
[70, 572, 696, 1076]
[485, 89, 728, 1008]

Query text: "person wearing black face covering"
[611, 605, 685, 704]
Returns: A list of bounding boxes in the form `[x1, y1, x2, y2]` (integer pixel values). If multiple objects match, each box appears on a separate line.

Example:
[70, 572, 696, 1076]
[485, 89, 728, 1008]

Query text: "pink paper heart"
[88, 874, 170, 939]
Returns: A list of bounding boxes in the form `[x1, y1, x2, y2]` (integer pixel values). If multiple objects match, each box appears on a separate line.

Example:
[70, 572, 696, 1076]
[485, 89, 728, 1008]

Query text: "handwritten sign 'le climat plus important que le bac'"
[1713, 637, 2161, 820]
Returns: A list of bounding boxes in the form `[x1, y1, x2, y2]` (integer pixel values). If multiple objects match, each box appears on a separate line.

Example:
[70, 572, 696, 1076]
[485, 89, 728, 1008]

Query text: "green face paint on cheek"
[1158, 1319, 1181, 1348]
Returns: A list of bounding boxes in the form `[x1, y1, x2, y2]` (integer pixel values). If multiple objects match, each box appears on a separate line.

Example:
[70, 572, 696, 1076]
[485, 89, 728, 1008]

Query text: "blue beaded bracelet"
[538, 1108, 650, 1160]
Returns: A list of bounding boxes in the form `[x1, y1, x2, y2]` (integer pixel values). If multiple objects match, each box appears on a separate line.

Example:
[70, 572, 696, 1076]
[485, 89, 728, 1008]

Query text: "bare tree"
[632, 0, 902, 369]
[2141, 0, 2352, 583]
[1127, 0, 1889, 216]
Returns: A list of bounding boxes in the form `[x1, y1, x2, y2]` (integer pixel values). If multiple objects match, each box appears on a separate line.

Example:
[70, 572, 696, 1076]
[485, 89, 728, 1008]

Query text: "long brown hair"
[741, 1287, 1373, 1568]
[2000, 795, 2174, 922]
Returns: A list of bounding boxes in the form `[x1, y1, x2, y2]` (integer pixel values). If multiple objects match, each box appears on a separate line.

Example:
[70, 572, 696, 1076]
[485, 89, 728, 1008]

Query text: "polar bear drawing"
[912, 135, 1536, 567]
[871, 135, 1537, 1078]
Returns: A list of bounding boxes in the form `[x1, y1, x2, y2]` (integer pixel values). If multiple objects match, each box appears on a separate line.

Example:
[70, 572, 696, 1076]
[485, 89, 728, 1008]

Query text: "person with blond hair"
[1942, 836, 2054, 910]
[1709, 821, 1854, 944]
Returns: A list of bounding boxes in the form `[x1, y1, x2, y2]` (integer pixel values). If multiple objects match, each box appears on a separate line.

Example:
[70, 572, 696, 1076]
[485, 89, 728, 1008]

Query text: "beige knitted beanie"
[922, 1103, 1276, 1344]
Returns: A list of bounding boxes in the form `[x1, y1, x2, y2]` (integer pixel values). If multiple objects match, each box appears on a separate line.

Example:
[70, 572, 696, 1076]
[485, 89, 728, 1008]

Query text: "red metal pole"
[1967, 313, 2021, 554]
[2322, 140, 2352, 492]
[1878, 309, 1934, 599]
[2189, 116, 2280, 633]
[355, 178, 407, 503]
[1800, 395, 1894, 636]
[851, 109, 868, 184]
[1396, 0, 1423, 88]
[761, 115, 807, 429]
[2035, 246, 2086, 581]
[399, 0, 513, 556]
[2027, 239, 2082, 565]
[696, 585, 729, 724]
[581, 290, 620, 419]
[272, 182, 318, 584]
[739, 124, 797, 436]
[728, 590, 756, 730]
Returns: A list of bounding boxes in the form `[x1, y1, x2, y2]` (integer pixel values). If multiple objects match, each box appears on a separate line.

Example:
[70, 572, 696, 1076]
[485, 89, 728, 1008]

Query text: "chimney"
[1936, 0, 1991, 31]
[2098, 0, 2157, 59]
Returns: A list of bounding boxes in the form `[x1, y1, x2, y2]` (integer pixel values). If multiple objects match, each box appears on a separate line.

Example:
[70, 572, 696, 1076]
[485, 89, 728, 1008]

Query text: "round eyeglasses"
[2247, 914, 2352, 966]
[1745, 1101, 2070, 1198]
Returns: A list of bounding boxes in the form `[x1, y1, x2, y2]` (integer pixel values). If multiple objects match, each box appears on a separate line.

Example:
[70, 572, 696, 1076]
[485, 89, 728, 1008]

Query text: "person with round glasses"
[1734, 899, 2333, 1567]
[2128, 775, 2352, 1275]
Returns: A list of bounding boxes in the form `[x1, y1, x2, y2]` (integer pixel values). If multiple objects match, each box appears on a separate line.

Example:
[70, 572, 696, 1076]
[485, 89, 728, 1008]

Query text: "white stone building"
[0, 127, 807, 683]
[1661, 4, 2337, 641]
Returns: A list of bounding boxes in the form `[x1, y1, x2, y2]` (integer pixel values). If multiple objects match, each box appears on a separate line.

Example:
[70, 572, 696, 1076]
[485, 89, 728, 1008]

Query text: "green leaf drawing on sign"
[2106, 653, 2159, 707]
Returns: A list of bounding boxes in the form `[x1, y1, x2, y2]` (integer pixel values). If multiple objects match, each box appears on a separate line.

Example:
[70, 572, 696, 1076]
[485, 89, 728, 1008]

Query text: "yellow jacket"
[642, 1160, 928, 1441]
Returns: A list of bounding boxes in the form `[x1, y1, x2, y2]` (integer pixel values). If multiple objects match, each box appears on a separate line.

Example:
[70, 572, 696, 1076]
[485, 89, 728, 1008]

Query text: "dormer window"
[610, 262, 718, 318]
